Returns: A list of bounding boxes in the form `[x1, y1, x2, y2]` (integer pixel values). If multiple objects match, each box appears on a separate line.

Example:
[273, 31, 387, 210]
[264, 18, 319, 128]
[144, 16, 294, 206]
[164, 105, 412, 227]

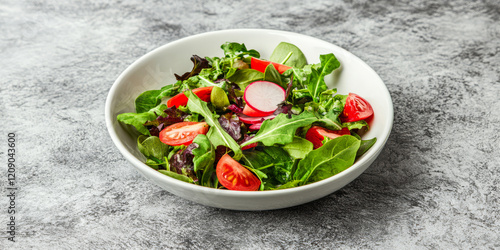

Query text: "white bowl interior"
[105, 29, 393, 210]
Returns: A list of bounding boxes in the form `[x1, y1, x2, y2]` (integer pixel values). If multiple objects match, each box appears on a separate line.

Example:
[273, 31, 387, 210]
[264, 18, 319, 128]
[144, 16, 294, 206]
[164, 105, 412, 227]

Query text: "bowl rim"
[105, 28, 394, 197]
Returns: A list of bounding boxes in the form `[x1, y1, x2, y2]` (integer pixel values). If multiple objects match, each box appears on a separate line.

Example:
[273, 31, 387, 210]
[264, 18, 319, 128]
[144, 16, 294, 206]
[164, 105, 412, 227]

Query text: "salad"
[117, 42, 376, 191]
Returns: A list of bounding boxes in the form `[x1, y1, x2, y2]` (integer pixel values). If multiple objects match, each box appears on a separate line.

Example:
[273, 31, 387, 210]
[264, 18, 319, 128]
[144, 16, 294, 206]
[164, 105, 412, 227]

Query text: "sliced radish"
[242, 104, 274, 117]
[238, 113, 276, 124]
[244, 81, 285, 114]
[248, 123, 262, 131]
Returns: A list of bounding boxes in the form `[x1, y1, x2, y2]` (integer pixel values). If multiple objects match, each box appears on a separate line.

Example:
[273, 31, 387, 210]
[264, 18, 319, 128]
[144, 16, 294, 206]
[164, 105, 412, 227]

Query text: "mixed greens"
[117, 42, 376, 191]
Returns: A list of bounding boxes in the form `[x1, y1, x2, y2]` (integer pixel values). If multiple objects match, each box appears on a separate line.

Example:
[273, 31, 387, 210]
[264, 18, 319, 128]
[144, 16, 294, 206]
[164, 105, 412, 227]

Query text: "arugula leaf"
[220, 42, 260, 59]
[269, 42, 308, 68]
[227, 69, 263, 90]
[315, 109, 343, 131]
[240, 112, 318, 147]
[117, 104, 167, 135]
[185, 90, 242, 159]
[306, 53, 341, 102]
[293, 135, 360, 184]
[282, 136, 313, 159]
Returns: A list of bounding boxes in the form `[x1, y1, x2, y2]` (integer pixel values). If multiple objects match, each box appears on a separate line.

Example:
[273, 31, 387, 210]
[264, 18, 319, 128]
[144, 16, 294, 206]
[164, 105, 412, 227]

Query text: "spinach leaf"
[137, 135, 170, 161]
[144, 158, 166, 170]
[294, 135, 360, 184]
[272, 180, 301, 190]
[117, 104, 168, 135]
[282, 136, 313, 159]
[306, 53, 341, 102]
[240, 111, 318, 147]
[264, 64, 282, 86]
[227, 69, 263, 90]
[262, 147, 295, 185]
[185, 90, 243, 159]
[356, 137, 377, 158]
[241, 147, 295, 189]
[269, 42, 308, 68]
[135, 84, 179, 113]
[158, 170, 195, 183]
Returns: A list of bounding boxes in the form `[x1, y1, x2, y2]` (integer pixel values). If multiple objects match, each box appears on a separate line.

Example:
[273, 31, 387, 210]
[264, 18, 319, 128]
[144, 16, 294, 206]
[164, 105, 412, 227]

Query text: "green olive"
[211, 86, 230, 109]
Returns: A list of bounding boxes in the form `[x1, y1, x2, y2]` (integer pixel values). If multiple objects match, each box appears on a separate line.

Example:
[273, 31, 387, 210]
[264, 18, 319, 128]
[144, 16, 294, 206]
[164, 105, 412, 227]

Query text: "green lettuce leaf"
[191, 134, 215, 172]
[191, 134, 216, 187]
[263, 63, 282, 86]
[137, 135, 170, 161]
[282, 136, 314, 159]
[227, 69, 263, 90]
[241, 147, 295, 189]
[357, 137, 377, 158]
[134, 84, 181, 113]
[117, 104, 167, 135]
[293, 135, 360, 184]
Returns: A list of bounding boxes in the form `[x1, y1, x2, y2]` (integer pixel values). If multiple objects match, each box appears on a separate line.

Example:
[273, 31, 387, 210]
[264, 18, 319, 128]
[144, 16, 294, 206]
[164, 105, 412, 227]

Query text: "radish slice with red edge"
[248, 123, 262, 131]
[244, 81, 285, 113]
[242, 104, 274, 117]
[238, 113, 276, 124]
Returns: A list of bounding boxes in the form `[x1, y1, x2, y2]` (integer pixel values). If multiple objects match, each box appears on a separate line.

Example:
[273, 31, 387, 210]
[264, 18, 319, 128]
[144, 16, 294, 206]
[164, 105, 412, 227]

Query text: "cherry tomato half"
[216, 154, 261, 191]
[341, 93, 374, 123]
[159, 122, 209, 146]
[250, 57, 292, 74]
[305, 126, 351, 149]
[166, 86, 214, 108]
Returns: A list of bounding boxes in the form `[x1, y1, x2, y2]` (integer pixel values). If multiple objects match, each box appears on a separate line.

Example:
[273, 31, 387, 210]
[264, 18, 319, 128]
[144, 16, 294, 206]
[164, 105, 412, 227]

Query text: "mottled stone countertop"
[1, 1, 499, 249]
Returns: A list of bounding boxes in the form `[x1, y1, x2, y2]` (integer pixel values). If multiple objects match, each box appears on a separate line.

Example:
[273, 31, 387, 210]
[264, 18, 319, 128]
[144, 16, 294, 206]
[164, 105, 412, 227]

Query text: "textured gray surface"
[1, 0, 499, 249]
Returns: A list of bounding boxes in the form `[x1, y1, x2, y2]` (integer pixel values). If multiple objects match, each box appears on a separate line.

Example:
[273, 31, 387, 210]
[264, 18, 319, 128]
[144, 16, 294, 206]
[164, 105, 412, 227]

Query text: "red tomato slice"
[166, 86, 214, 108]
[216, 154, 261, 191]
[341, 93, 374, 123]
[251, 57, 292, 74]
[159, 122, 209, 146]
[305, 126, 351, 149]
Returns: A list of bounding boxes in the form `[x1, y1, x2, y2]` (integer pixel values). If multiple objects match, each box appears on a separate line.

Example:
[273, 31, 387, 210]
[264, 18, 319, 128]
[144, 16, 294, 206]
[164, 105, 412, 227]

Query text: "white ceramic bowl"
[105, 29, 393, 210]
